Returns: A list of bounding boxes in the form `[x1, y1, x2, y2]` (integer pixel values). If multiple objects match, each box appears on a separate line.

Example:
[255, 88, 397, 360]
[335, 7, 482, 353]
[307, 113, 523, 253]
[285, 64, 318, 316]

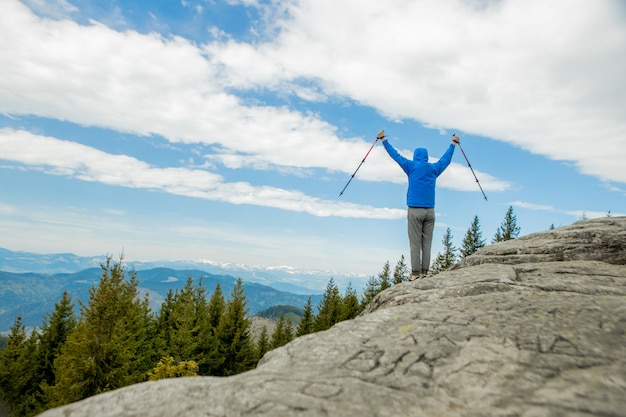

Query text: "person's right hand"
[377, 130, 386, 141]
[452, 134, 460, 145]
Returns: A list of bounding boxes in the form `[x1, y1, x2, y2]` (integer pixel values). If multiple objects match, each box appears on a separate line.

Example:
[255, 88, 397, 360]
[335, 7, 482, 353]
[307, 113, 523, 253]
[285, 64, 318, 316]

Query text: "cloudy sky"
[1, 0, 624, 288]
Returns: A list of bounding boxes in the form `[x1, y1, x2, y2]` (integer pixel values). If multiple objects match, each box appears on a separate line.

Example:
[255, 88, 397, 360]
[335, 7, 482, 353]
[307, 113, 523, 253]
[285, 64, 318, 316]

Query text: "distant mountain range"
[0, 247, 365, 294]
[0, 248, 331, 333]
[0, 266, 323, 333]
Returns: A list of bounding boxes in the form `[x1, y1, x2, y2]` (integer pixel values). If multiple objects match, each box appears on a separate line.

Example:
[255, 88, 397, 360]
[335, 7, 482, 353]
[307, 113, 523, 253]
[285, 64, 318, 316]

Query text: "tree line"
[431, 205, 521, 273]
[0, 257, 253, 416]
[0, 255, 409, 416]
[0, 206, 521, 416]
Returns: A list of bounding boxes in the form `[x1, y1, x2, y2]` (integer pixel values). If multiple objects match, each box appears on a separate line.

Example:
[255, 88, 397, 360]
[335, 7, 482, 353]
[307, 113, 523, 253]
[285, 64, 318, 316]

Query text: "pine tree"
[137, 294, 157, 374]
[207, 283, 225, 331]
[460, 215, 486, 258]
[155, 277, 220, 376]
[0, 316, 40, 417]
[38, 291, 76, 385]
[393, 255, 409, 284]
[360, 275, 380, 310]
[256, 327, 270, 360]
[154, 289, 175, 359]
[36, 291, 77, 413]
[202, 282, 226, 374]
[378, 261, 392, 291]
[314, 278, 342, 332]
[296, 297, 314, 337]
[339, 283, 361, 321]
[431, 228, 457, 274]
[270, 313, 294, 349]
[216, 278, 256, 376]
[167, 277, 200, 362]
[493, 206, 521, 242]
[48, 256, 154, 406]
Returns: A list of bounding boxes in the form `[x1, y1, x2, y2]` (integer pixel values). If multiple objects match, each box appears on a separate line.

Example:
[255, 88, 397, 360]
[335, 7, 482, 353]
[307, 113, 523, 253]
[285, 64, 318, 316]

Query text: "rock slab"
[39, 217, 626, 417]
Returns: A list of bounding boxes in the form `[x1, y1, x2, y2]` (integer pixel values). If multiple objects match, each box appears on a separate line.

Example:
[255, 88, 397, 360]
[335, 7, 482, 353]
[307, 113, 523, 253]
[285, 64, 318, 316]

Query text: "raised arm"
[379, 130, 411, 173]
[433, 134, 459, 175]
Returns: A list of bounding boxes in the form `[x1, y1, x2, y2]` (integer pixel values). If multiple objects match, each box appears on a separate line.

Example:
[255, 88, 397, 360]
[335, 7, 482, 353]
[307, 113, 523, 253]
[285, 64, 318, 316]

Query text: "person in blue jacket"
[378, 130, 459, 281]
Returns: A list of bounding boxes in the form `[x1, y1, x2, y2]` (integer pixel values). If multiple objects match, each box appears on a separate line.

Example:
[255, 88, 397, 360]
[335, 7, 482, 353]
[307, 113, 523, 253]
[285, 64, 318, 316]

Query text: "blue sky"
[1, 0, 625, 290]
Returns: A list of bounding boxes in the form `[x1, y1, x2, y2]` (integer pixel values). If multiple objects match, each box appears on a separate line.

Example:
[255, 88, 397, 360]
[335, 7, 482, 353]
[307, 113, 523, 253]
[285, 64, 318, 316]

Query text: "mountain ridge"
[0, 247, 364, 294]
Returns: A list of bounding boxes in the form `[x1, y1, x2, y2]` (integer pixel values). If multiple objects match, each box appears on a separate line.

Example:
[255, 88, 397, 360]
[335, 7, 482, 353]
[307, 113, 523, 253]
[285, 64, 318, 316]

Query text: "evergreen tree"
[137, 294, 157, 373]
[256, 327, 270, 360]
[393, 255, 409, 284]
[48, 256, 154, 406]
[378, 261, 392, 291]
[202, 283, 226, 374]
[314, 278, 342, 332]
[360, 275, 380, 310]
[0, 316, 39, 417]
[431, 228, 458, 274]
[216, 278, 256, 376]
[162, 277, 220, 376]
[38, 291, 76, 386]
[270, 313, 294, 349]
[460, 215, 486, 258]
[296, 297, 315, 337]
[154, 289, 176, 359]
[339, 283, 361, 321]
[167, 277, 200, 362]
[207, 283, 225, 331]
[493, 206, 521, 242]
[154, 279, 223, 376]
[35, 291, 77, 413]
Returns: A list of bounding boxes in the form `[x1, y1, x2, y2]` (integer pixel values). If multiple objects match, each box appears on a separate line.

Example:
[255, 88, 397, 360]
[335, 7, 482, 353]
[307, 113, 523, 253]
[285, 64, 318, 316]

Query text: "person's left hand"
[377, 130, 386, 141]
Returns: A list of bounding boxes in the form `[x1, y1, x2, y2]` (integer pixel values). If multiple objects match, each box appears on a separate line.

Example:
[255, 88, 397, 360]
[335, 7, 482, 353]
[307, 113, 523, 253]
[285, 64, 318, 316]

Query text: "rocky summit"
[39, 217, 626, 417]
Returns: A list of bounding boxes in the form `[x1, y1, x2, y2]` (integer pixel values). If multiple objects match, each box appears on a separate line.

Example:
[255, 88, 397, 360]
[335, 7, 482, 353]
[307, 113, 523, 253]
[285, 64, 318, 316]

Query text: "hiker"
[378, 130, 459, 281]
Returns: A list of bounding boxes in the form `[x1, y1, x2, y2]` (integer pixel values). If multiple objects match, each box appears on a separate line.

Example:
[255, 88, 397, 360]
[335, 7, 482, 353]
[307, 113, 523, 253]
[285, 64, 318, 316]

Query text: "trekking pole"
[453, 134, 488, 201]
[339, 134, 381, 197]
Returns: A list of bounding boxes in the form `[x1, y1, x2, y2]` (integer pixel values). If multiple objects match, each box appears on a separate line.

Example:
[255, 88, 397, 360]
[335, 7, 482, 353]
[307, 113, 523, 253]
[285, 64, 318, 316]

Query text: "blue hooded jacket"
[383, 140, 455, 208]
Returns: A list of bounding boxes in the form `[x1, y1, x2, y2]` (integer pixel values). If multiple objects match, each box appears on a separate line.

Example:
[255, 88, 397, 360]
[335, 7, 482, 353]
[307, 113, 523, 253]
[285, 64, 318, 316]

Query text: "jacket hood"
[413, 148, 428, 162]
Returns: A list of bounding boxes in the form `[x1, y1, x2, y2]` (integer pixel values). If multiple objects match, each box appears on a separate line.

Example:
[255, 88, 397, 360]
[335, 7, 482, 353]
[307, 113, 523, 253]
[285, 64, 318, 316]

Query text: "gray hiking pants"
[407, 207, 435, 275]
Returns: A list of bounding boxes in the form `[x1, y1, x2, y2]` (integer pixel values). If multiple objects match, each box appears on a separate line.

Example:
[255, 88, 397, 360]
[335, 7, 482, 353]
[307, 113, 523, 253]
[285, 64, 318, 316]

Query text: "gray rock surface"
[39, 217, 626, 417]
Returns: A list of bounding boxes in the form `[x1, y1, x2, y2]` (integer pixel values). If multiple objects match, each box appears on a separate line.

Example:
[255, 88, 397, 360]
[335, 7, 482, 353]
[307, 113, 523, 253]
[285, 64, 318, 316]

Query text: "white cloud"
[510, 201, 555, 212]
[603, 183, 626, 195]
[0, 0, 510, 201]
[0, 203, 18, 215]
[21, 0, 77, 18]
[0, 128, 405, 219]
[438, 161, 509, 193]
[511, 200, 624, 219]
[206, 0, 626, 184]
[565, 210, 616, 220]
